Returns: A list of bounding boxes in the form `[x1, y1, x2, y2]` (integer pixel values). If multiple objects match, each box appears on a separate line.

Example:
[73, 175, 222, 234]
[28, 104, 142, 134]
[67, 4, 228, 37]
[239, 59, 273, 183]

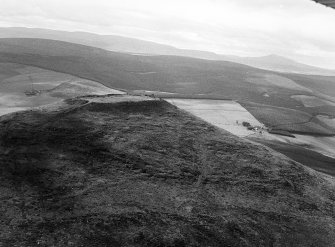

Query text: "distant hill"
[0, 38, 334, 135]
[226, 54, 335, 76]
[1, 27, 335, 76]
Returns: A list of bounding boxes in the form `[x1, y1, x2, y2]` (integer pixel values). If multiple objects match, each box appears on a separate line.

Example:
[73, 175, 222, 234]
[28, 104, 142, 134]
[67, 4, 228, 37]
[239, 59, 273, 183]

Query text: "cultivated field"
[317, 115, 335, 129]
[3, 38, 335, 111]
[167, 99, 263, 137]
[247, 74, 312, 92]
[244, 104, 312, 126]
[243, 102, 334, 135]
[0, 62, 123, 116]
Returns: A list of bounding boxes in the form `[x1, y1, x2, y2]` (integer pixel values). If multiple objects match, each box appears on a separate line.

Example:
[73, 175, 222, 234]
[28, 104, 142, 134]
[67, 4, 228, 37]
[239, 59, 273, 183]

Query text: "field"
[2, 38, 335, 112]
[247, 74, 312, 92]
[317, 115, 335, 129]
[244, 105, 312, 126]
[284, 73, 335, 98]
[291, 95, 335, 107]
[0, 62, 123, 116]
[2, 38, 335, 138]
[167, 99, 263, 137]
[242, 102, 335, 135]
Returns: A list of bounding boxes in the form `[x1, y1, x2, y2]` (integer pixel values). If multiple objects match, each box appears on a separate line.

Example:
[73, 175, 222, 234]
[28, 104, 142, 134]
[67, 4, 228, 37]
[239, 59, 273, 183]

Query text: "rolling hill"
[226, 54, 335, 76]
[0, 95, 334, 246]
[0, 38, 334, 135]
[0, 62, 123, 116]
[1, 27, 335, 76]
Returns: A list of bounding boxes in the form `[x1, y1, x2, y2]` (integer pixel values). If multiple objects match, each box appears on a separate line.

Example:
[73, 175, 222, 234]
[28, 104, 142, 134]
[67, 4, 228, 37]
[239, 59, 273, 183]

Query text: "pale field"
[0, 63, 124, 116]
[81, 95, 154, 103]
[133, 90, 176, 95]
[291, 95, 335, 107]
[0, 92, 61, 106]
[1, 63, 123, 96]
[167, 99, 263, 137]
[0, 106, 28, 116]
[48, 80, 124, 98]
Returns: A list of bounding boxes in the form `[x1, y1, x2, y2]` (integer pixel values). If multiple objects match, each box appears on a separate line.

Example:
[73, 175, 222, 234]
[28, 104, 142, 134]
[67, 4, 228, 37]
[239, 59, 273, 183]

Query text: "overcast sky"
[1, 0, 335, 69]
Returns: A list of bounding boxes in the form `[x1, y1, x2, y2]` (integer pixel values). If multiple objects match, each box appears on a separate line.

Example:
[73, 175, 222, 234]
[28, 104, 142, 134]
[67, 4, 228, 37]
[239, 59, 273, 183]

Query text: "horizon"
[0, 0, 335, 69]
[1, 26, 334, 72]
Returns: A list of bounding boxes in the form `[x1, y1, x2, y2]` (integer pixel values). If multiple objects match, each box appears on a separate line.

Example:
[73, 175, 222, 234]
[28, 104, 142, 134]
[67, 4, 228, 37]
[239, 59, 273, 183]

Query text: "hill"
[227, 54, 335, 76]
[1, 38, 335, 136]
[1, 27, 335, 76]
[0, 62, 123, 116]
[0, 95, 335, 246]
[1, 38, 334, 135]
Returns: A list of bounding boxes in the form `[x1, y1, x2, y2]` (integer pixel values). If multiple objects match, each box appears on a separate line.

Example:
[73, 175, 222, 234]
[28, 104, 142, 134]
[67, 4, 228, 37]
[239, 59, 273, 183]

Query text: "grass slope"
[0, 97, 335, 246]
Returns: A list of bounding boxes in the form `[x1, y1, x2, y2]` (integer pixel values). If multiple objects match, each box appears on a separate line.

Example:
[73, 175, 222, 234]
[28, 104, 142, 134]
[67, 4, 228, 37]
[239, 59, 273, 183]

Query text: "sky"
[1, 0, 335, 69]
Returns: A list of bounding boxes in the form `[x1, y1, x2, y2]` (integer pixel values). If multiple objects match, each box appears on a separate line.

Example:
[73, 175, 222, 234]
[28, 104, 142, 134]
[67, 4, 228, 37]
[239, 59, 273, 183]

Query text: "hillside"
[227, 54, 335, 76]
[1, 38, 334, 135]
[0, 62, 123, 116]
[0, 38, 333, 101]
[0, 95, 335, 246]
[1, 27, 335, 76]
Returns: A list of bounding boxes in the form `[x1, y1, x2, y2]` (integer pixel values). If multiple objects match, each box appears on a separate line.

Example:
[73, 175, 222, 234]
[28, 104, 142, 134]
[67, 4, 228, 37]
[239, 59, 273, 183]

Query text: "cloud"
[0, 0, 335, 69]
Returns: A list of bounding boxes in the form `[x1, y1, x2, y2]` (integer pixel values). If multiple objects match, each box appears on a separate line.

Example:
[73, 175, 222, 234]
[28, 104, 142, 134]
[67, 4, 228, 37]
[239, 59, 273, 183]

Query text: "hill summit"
[0, 95, 334, 246]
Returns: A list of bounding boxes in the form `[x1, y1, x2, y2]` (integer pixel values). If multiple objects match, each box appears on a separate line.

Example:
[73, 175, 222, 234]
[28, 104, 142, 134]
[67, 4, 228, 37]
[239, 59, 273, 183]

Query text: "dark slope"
[1, 27, 335, 76]
[0, 97, 335, 246]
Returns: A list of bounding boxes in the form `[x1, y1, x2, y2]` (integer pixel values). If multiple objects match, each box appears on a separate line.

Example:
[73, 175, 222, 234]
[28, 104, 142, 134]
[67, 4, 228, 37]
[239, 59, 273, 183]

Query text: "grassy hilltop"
[0, 96, 334, 246]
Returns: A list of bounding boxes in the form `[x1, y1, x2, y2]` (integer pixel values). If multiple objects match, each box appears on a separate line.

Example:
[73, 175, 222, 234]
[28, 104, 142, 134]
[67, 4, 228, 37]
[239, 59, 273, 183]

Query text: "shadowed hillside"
[0, 96, 335, 246]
